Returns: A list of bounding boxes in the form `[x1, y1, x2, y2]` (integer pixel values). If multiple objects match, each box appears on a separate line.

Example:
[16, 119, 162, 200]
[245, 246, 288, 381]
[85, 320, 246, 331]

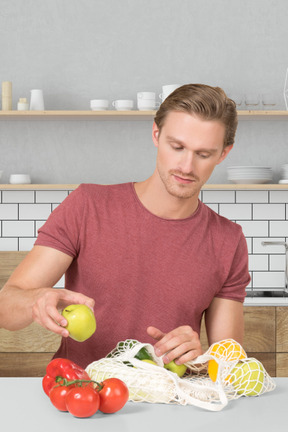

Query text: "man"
[0, 84, 250, 368]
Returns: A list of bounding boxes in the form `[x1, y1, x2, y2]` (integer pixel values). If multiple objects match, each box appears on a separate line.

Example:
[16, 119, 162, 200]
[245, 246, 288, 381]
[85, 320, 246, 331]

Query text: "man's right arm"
[0, 245, 95, 336]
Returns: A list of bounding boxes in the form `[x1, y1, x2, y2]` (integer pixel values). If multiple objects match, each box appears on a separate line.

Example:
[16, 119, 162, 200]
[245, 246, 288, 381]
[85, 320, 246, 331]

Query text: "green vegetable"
[135, 347, 153, 361]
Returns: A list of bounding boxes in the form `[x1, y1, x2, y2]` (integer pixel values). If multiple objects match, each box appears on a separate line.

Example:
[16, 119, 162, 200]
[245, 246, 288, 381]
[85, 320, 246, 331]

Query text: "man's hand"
[147, 325, 203, 364]
[32, 288, 95, 337]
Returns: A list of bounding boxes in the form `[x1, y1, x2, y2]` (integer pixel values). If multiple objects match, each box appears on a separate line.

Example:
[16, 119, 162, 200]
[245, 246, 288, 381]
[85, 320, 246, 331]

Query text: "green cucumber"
[135, 347, 153, 361]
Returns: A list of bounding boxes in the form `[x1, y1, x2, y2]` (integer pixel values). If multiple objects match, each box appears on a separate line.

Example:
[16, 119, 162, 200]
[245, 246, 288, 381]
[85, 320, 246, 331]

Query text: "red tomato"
[98, 378, 129, 413]
[49, 385, 70, 411]
[65, 385, 100, 418]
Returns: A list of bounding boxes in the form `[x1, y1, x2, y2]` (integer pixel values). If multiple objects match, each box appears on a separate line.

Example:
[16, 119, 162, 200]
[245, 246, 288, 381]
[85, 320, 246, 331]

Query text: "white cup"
[30, 89, 44, 110]
[90, 99, 109, 111]
[159, 84, 181, 101]
[137, 92, 156, 100]
[9, 174, 31, 184]
[112, 100, 134, 111]
[137, 99, 160, 111]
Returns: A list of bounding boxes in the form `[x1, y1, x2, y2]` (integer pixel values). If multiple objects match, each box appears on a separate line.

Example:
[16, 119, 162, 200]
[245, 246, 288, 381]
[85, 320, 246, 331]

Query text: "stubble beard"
[157, 165, 202, 200]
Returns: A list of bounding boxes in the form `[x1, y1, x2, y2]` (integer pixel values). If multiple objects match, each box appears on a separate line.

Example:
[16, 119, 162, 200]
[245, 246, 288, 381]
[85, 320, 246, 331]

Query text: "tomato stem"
[54, 378, 101, 388]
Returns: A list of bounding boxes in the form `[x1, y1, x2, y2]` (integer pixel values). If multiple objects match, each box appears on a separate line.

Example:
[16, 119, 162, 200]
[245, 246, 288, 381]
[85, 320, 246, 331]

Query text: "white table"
[0, 378, 286, 432]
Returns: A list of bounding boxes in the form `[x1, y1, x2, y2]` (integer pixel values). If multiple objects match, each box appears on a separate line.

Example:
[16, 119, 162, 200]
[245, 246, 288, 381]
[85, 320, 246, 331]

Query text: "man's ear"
[217, 145, 233, 165]
[152, 122, 160, 148]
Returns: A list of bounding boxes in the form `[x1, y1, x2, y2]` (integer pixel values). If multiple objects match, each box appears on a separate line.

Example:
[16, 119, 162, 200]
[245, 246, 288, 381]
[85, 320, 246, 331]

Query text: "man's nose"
[180, 152, 194, 174]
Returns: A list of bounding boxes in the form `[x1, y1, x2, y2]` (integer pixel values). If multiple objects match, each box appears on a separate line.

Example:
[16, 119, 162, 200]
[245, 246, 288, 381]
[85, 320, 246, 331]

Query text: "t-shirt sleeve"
[34, 185, 86, 258]
[216, 229, 251, 303]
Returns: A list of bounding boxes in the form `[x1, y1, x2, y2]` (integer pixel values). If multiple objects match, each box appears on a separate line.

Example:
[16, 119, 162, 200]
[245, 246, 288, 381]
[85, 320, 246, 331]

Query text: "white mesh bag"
[85, 339, 276, 412]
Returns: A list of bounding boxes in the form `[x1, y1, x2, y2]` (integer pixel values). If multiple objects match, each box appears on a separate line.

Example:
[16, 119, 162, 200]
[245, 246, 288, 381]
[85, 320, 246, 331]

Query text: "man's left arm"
[204, 297, 244, 346]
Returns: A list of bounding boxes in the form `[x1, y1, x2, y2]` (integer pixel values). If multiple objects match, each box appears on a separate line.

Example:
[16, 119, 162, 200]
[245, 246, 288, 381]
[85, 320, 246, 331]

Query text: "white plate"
[279, 179, 288, 184]
[229, 179, 272, 184]
[227, 166, 272, 170]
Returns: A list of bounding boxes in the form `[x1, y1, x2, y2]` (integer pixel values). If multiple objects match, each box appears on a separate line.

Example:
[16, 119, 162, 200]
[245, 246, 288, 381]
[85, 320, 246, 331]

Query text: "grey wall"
[1, 0, 288, 184]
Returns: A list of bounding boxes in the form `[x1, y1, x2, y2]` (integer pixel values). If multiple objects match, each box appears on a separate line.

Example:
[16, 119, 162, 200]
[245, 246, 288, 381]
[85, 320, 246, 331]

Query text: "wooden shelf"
[0, 110, 287, 120]
[0, 110, 156, 121]
[0, 183, 287, 190]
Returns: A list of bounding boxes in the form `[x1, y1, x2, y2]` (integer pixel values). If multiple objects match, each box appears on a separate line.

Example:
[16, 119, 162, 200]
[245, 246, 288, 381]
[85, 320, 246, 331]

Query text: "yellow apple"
[164, 360, 187, 377]
[229, 359, 265, 396]
[62, 304, 96, 342]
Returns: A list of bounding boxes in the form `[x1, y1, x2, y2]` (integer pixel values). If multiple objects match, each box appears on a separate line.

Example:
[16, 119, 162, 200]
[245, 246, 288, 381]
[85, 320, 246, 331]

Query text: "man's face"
[153, 111, 232, 199]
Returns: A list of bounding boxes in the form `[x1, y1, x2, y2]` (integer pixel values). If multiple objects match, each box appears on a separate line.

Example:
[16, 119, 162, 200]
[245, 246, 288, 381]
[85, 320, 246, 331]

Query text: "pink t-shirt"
[35, 183, 250, 368]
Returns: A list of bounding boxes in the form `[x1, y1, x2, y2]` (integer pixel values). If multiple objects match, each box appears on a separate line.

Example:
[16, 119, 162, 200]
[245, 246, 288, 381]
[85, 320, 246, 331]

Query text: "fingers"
[32, 288, 95, 337]
[148, 325, 203, 364]
[146, 326, 166, 341]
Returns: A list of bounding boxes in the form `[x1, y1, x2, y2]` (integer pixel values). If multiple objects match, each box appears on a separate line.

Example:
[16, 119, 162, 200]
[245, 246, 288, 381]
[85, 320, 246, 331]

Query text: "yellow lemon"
[207, 339, 247, 382]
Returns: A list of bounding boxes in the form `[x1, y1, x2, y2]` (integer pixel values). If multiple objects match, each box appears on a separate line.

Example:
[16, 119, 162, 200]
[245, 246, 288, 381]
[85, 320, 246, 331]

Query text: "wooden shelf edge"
[202, 183, 288, 190]
[0, 110, 287, 120]
[0, 183, 287, 190]
[0, 184, 79, 190]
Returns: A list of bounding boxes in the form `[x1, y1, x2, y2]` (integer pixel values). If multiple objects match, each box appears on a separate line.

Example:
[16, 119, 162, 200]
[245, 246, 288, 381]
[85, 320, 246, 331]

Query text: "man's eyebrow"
[166, 136, 185, 145]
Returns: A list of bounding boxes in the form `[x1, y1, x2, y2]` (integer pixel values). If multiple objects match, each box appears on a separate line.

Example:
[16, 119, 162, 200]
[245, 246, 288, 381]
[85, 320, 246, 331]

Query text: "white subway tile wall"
[0, 187, 287, 296]
[201, 189, 288, 298]
[0, 189, 69, 288]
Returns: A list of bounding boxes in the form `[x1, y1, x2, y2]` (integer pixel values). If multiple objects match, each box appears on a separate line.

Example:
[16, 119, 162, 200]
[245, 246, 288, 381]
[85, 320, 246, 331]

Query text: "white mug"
[159, 84, 181, 101]
[90, 99, 109, 111]
[137, 92, 156, 100]
[112, 100, 134, 111]
[137, 100, 160, 111]
[30, 89, 44, 110]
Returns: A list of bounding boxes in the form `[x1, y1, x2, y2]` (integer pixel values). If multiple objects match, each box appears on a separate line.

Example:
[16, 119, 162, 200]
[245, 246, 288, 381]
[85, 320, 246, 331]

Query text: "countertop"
[244, 297, 288, 306]
[0, 377, 286, 432]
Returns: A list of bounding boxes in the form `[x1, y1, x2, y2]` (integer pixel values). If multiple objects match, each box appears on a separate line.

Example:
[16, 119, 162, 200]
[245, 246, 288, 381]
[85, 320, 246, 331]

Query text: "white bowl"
[90, 99, 109, 110]
[9, 174, 31, 184]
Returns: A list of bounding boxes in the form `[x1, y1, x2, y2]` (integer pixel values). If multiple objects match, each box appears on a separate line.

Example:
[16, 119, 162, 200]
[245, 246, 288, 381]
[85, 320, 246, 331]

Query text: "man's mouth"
[172, 174, 196, 184]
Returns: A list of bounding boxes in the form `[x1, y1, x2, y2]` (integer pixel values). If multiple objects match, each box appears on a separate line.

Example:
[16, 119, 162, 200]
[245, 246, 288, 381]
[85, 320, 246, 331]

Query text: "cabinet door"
[0, 251, 61, 377]
[276, 307, 288, 352]
[243, 307, 276, 352]
[276, 307, 288, 376]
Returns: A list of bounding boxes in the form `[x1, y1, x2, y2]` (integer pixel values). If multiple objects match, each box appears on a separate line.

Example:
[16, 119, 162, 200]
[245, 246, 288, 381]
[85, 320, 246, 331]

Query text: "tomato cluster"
[43, 358, 129, 418]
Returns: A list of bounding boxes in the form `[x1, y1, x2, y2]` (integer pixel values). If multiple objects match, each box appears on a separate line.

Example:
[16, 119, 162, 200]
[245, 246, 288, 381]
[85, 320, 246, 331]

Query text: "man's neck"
[134, 174, 199, 220]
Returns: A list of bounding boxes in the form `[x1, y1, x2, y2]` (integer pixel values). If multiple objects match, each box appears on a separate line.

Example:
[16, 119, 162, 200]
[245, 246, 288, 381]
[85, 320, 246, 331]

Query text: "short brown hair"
[154, 84, 238, 148]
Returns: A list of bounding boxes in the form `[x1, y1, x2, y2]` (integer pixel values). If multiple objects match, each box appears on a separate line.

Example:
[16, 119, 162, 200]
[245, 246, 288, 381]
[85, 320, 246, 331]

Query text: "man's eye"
[173, 146, 183, 151]
[199, 153, 210, 159]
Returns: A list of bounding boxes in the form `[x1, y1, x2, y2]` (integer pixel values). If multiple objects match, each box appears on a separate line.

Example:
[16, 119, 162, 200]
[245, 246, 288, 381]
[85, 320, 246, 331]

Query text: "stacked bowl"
[279, 164, 288, 184]
[227, 166, 273, 184]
